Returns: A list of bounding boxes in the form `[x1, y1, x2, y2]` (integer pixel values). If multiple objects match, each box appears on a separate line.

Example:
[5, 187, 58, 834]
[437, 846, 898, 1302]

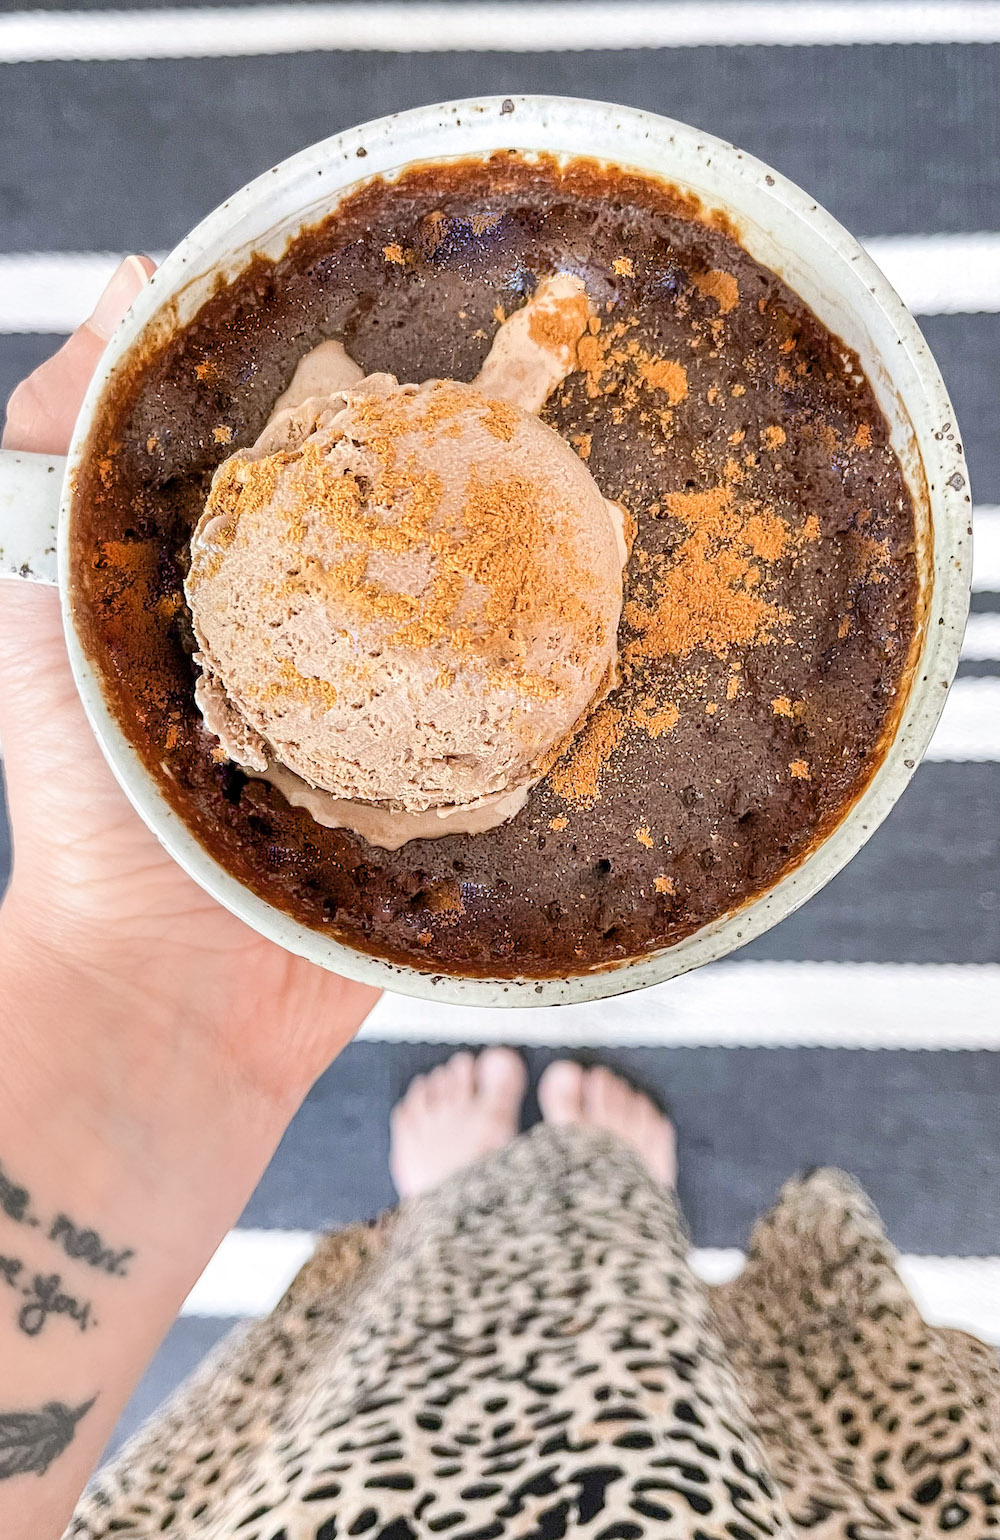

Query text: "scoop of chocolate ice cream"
[185, 278, 626, 847]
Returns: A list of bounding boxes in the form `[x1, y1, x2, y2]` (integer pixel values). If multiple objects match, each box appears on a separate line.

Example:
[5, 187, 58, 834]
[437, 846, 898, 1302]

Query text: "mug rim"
[60, 93, 972, 1008]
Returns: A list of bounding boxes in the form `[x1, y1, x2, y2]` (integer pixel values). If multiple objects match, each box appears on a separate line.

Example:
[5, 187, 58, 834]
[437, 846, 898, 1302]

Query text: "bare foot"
[537, 1061, 677, 1186]
[390, 1048, 528, 1198]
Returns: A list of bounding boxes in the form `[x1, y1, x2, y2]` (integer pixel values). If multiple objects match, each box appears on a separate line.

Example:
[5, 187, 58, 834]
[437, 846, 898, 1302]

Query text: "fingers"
[2, 255, 156, 456]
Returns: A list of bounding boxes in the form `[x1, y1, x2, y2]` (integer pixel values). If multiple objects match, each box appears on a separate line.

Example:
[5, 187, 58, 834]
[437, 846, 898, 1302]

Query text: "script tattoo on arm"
[0, 1158, 136, 1338]
[0, 1399, 96, 1480]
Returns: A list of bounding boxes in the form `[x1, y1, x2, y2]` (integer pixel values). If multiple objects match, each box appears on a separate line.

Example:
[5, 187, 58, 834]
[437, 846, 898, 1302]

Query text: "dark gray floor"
[247, 1041, 1000, 1254]
[4, 46, 999, 251]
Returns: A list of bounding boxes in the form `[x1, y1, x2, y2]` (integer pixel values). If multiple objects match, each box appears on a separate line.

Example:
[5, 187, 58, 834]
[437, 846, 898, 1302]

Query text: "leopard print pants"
[68, 1126, 999, 1538]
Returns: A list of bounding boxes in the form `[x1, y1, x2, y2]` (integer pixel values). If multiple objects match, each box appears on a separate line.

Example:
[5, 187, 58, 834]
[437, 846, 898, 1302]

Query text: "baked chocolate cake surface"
[73, 155, 920, 977]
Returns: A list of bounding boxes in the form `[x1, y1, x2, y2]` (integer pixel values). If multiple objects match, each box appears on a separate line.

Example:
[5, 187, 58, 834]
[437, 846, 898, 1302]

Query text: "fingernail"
[87, 255, 151, 342]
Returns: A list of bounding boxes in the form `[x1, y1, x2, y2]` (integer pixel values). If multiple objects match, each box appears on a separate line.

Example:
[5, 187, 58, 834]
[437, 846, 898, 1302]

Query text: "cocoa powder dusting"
[624, 483, 792, 665]
[639, 357, 689, 405]
[633, 698, 679, 738]
[550, 704, 625, 807]
[527, 289, 592, 354]
[692, 269, 740, 314]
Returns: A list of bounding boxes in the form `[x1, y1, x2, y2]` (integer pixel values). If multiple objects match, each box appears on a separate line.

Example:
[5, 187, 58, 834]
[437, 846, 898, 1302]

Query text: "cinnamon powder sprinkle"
[624, 482, 792, 665]
[191, 452, 291, 554]
[744, 510, 789, 562]
[468, 212, 503, 236]
[692, 269, 740, 315]
[640, 357, 689, 405]
[156, 592, 182, 621]
[575, 316, 691, 410]
[527, 289, 591, 355]
[483, 400, 519, 441]
[634, 698, 679, 738]
[425, 883, 465, 918]
[854, 532, 891, 583]
[550, 703, 625, 807]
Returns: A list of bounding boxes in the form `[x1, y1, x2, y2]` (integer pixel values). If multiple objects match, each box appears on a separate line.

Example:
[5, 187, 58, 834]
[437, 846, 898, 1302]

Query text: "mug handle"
[0, 450, 64, 585]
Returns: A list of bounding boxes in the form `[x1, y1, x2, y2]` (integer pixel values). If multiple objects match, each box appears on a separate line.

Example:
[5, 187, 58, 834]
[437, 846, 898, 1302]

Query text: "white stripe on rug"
[853, 233, 1000, 317]
[181, 1226, 1000, 1344]
[926, 678, 1000, 761]
[963, 613, 1000, 661]
[973, 506, 1000, 592]
[3, 2, 1000, 61]
[3, 238, 1000, 332]
[362, 962, 1000, 1049]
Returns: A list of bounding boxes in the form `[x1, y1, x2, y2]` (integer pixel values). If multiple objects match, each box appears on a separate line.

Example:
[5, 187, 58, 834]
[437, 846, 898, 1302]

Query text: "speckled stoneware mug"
[0, 96, 971, 1006]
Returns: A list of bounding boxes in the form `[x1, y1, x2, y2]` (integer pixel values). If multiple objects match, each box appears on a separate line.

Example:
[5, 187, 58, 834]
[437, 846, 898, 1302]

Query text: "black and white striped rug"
[1, 0, 998, 1457]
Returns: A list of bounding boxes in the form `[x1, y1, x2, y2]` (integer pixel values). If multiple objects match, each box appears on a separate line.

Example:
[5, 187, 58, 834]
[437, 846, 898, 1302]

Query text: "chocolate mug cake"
[72, 152, 920, 979]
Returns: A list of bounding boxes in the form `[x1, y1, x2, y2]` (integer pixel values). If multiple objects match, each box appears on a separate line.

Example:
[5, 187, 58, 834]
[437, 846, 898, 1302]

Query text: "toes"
[448, 1050, 476, 1100]
[476, 1048, 527, 1115]
[609, 1071, 636, 1126]
[425, 1062, 453, 1109]
[398, 1071, 430, 1118]
[584, 1065, 616, 1126]
[659, 1120, 679, 1189]
[538, 1060, 586, 1125]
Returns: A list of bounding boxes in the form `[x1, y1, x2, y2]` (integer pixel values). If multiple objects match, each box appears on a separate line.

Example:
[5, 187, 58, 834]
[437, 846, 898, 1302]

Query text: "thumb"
[2, 255, 156, 457]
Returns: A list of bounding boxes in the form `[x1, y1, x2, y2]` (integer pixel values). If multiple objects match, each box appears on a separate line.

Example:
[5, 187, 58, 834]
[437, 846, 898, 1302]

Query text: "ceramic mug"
[0, 95, 971, 1007]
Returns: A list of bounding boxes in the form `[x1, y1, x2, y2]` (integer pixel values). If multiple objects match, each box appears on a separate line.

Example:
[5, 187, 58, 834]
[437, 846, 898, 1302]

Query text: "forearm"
[0, 906, 292, 1540]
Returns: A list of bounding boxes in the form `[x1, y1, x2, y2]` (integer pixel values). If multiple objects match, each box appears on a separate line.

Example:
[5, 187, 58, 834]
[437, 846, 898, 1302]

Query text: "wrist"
[0, 892, 293, 1216]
